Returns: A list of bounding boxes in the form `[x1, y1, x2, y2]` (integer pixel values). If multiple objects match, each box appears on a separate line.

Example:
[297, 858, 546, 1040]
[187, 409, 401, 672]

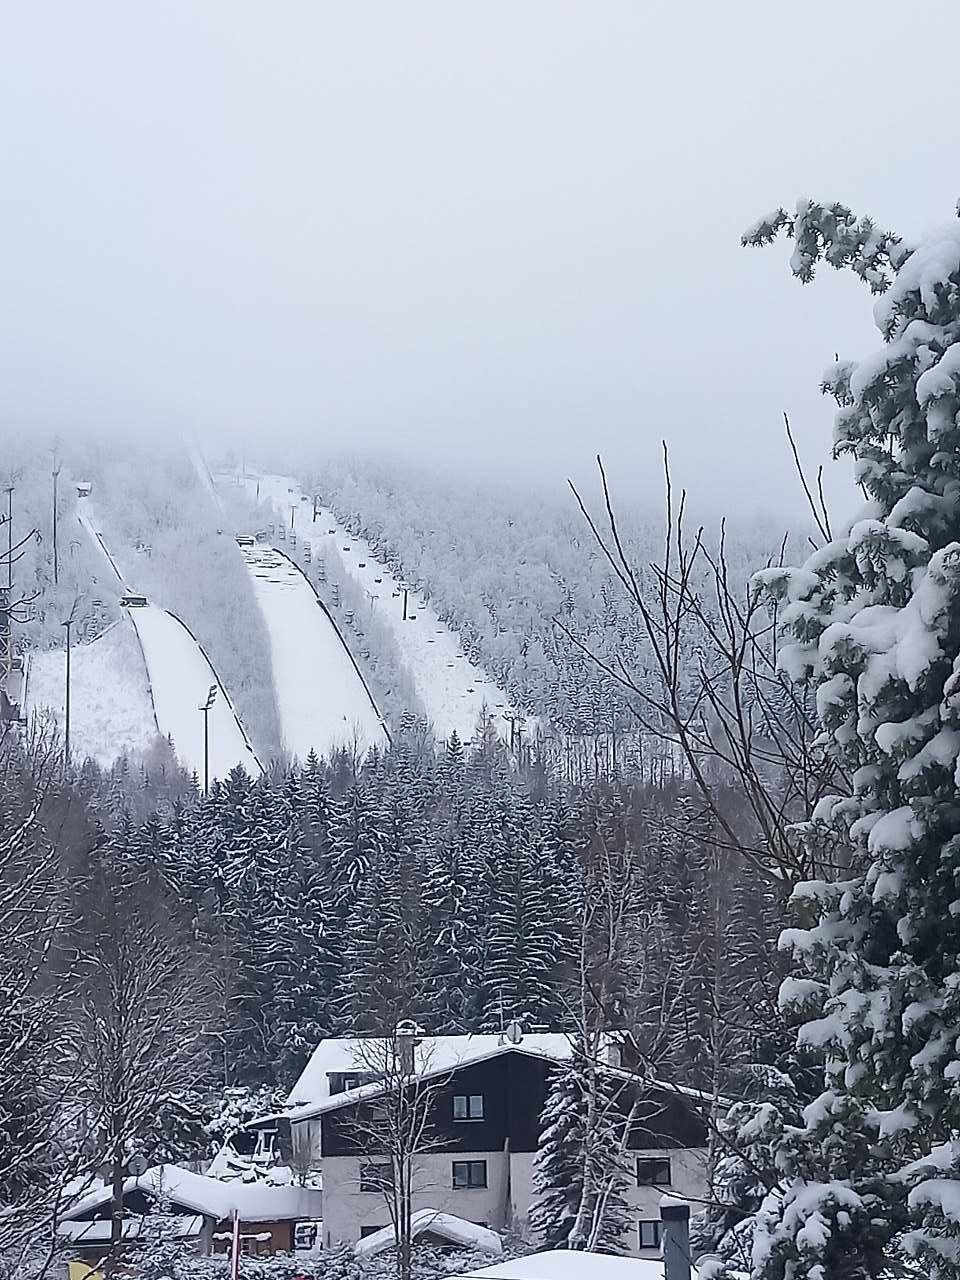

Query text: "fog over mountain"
[3, 2, 957, 515]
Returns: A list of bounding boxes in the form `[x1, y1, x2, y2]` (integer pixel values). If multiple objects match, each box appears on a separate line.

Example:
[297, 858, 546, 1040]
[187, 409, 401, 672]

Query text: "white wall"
[321, 1144, 709, 1255]
[624, 1147, 709, 1257]
[321, 1151, 510, 1247]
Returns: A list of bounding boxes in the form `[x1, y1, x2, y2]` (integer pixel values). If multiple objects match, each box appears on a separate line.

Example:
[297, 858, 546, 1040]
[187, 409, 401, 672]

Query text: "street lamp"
[199, 684, 217, 795]
[61, 594, 82, 775]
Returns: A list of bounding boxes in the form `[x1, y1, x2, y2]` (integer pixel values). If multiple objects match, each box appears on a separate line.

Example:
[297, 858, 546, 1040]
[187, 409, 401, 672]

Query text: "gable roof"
[280, 1032, 725, 1127]
[59, 1165, 322, 1225]
[354, 1209, 503, 1258]
[285, 1033, 575, 1122]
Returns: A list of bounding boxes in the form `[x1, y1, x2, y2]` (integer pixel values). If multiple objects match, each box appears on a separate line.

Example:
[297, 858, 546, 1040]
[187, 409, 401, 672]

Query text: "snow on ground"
[458, 1251, 698, 1278]
[241, 544, 388, 761]
[131, 604, 262, 781]
[75, 498, 261, 781]
[25, 621, 159, 768]
[227, 471, 533, 744]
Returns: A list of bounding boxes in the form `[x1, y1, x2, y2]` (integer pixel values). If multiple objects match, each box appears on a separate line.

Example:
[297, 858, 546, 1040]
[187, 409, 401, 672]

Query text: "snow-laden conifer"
[743, 200, 960, 1278]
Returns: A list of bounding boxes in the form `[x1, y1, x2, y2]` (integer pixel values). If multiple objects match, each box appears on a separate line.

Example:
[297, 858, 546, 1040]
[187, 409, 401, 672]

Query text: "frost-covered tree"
[529, 1050, 633, 1254]
[741, 200, 960, 1278]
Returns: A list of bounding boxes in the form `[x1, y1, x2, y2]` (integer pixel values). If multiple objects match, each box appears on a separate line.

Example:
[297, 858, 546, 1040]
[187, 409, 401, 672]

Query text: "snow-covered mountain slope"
[25, 621, 158, 768]
[241, 544, 388, 760]
[75, 499, 261, 780]
[228, 471, 533, 744]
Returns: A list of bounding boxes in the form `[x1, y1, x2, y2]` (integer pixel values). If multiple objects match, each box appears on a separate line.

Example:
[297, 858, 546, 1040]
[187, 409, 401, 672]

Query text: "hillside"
[277, 453, 801, 769]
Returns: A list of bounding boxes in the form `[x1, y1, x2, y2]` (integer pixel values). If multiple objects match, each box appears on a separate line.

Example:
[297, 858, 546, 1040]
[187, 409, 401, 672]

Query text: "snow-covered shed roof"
[354, 1209, 502, 1258]
[56, 1215, 204, 1245]
[457, 1251, 702, 1278]
[59, 1165, 322, 1225]
[285, 1033, 575, 1120]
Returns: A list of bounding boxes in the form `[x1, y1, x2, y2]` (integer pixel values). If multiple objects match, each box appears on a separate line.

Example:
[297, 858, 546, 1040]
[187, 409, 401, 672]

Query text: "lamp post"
[199, 684, 217, 795]
[62, 596, 81, 774]
[51, 454, 61, 587]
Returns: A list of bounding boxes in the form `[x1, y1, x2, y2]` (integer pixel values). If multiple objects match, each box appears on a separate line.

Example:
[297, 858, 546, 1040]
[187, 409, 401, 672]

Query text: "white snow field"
[75, 501, 262, 781]
[225, 470, 532, 744]
[25, 621, 158, 768]
[240, 544, 388, 760]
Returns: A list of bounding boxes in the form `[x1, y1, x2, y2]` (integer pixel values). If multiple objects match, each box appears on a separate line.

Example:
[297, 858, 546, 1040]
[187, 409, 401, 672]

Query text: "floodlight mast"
[199, 684, 218, 795]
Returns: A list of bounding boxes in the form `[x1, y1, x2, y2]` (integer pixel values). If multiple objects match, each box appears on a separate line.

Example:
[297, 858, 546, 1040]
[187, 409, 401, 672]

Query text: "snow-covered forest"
[9, 0, 960, 1275]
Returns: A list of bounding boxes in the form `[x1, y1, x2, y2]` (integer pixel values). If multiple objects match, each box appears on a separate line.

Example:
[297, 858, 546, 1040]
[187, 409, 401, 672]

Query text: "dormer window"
[328, 1070, 381, 1095]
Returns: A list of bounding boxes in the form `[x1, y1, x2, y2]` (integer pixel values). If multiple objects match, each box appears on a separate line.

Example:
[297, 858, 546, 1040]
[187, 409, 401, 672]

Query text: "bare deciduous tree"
[343, 1027, 449, 1280]
[561, 448, 845, 887]
[70, 854, 218, 1252]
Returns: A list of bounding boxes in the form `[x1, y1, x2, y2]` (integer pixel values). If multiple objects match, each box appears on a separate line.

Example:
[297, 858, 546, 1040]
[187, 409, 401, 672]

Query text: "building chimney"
[394, 1020, 419, 1077]
[660, 1195, 691, 1280]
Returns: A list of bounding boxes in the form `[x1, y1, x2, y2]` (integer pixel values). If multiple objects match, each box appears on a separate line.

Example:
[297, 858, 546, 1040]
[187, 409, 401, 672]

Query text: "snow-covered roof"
[56, 1215, 204, 1245]
[286, 1033, 575, 1120]
[282, 1033, 723, 1126]
[457, 1251, 702, 1278]
[59, 1165, 322, 1225]
[354, 1209, 502, 1258]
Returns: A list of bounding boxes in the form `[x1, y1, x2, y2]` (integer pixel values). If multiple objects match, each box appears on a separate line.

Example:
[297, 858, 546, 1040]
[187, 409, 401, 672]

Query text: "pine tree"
[741, 200, 960, 1278]
[529, 1051, 633, 1253]
[529, 1062, 585, 1248]
[480, 784, 569, 1030]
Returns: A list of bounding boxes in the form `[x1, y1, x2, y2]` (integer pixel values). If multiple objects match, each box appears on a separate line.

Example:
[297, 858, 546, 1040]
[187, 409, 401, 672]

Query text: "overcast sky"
[2, 1, 958, 516]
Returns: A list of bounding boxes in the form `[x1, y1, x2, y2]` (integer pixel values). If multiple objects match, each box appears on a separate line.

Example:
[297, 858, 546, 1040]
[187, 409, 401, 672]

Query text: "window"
[360, 1226, 386, 1239]
[359, 1162, 392, 1193]
[452, 1160, 487, 1189]
[294, 1222, 317, 1251]
[638, 1220, 662, 1250]
[636, 1157, 671, 1186]
[453, 1093, 484, 1121]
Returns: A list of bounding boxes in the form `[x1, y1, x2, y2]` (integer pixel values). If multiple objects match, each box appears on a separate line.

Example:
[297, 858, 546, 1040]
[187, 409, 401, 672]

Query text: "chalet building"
[245, 1028, 711, 1260]
[55, 1165, 323, 1265]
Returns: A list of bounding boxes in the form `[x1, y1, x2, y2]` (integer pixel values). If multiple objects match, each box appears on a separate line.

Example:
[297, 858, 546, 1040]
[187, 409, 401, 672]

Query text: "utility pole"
[4, 485, 13, 590]
[199, 684, 217, 795]
[289, 504, 296, 530]
[402, 587, 408, 621]
[62, 602, 80, 773]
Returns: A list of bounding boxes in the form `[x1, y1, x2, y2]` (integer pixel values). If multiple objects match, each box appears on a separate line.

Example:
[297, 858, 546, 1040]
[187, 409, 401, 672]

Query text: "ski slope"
[241, 545, 388, 760]
[75, 500, 261, 781]
[226, 471, 533, 744]
[132, 605, 262, 781]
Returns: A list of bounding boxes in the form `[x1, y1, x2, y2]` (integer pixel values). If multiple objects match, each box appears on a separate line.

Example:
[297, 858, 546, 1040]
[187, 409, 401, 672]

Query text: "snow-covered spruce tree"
[529, 1049, 633, 1253]
[741, 200, 960, 1277]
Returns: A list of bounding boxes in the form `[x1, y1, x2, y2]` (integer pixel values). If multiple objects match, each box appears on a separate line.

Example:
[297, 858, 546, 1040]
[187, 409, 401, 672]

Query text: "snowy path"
[75, 500, 261, 781]
[241, 544, 388, 761]
[225, 471, 532, 744]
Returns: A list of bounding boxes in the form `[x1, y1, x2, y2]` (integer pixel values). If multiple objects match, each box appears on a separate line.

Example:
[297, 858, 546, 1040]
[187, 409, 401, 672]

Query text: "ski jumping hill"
[240, 543, 388, 760]
[73, 499, 261, 780]
[231, 470, 533, 745]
